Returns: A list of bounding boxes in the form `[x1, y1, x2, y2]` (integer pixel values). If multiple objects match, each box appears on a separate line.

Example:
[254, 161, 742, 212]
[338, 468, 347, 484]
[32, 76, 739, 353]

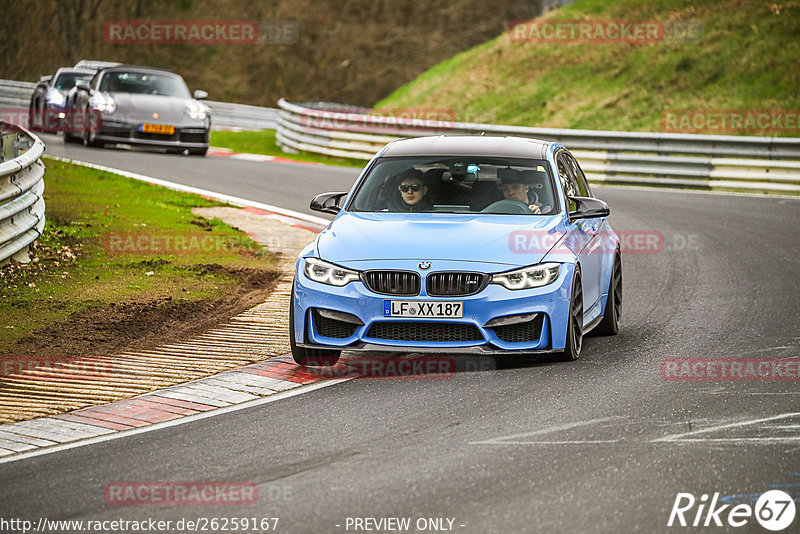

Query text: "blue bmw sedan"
[291, 136, 621, 366]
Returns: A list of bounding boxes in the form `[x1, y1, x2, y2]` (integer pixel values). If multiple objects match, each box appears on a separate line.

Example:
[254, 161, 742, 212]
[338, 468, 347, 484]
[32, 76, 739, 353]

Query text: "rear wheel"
[289, 286, 340, 367]
[593, 252, 622, 336]
[557, 268, 583, 361]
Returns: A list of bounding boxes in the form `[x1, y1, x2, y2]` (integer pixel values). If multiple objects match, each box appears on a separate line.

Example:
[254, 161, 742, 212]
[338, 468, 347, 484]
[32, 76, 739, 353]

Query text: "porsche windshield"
[348, 156, 559, 215]
[98, 71, 191, 98]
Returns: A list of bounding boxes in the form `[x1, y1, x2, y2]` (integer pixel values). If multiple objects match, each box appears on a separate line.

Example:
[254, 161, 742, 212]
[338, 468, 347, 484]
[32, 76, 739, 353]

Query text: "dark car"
[29, 68, 95, 132]
[69, 65, 210, 155]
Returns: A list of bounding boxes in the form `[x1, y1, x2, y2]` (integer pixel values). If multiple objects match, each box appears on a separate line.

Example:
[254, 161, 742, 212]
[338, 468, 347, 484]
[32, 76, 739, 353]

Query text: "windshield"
[98, 71, 191, 98]
[348, 156, 559, 215]
[53, 72, 93, 91]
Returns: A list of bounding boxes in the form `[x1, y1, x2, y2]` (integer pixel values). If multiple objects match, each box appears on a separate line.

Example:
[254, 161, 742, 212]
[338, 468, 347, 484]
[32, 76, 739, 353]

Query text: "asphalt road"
[1, 135, 799, 533]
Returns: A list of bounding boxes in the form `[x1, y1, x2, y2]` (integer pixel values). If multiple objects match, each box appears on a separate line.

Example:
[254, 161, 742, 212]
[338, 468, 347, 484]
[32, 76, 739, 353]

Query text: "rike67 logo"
[668, 491, 796, 531]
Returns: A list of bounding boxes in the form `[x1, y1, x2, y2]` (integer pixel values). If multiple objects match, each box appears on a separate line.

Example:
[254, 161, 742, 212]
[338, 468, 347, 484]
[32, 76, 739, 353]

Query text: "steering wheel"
[481, 199, 534, 214]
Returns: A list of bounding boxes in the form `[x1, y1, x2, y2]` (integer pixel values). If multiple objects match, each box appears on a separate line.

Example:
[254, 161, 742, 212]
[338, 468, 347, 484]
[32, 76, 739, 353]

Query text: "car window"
[557, 152, 579, 213]
[53, 72, 92, 91]
[565, 153, 591, 197]
[98, 72, 191, 98]
[348, 156, 558, 215]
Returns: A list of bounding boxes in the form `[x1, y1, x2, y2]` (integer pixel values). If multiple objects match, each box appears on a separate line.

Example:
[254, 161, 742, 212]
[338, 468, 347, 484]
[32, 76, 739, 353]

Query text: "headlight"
[89, 92, 116, 114]
[186, 100, 208, 120]
[491, 262, 561, 290]
[303, 258, 360, 287]
[46, 90, 66, 107]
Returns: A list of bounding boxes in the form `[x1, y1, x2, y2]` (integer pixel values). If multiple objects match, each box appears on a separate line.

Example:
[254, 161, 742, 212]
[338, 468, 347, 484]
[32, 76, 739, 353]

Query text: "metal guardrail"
[0, 79, 277, 131]
[276, 99, 800, 194]
[0, 122, 46, 264]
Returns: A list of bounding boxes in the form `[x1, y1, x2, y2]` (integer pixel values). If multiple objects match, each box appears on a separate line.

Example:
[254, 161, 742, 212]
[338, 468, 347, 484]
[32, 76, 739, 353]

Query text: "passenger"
[387, 169, 433, 212]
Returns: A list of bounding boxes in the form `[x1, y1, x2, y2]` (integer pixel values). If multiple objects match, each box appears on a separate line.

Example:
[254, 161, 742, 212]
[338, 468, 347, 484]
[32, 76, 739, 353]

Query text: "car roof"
[54, 68, 95, 76]
[97, 65, 183, 77]
[73, 60, 122, 70]
[379, 135, 552, 159]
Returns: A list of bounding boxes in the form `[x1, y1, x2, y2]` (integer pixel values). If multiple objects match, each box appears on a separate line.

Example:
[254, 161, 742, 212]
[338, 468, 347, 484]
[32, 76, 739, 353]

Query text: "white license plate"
[383, 300, 463, 318]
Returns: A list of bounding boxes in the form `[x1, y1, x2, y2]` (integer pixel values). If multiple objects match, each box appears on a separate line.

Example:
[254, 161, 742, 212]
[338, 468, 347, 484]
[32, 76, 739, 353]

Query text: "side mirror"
[193, 90, 208, 100]
[568, 196, 610, 222]
[38, 75, 52, 85]
[75, 82, 91, 92]
[310, 192, 348, 215]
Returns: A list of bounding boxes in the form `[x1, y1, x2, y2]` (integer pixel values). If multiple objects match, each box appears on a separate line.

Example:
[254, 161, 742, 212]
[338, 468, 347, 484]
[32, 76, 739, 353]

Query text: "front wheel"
[557, 268, 583, 361]
[82, 110, 102, 148]
[289, 286, 340, 367]
[188, 146, 208, 156]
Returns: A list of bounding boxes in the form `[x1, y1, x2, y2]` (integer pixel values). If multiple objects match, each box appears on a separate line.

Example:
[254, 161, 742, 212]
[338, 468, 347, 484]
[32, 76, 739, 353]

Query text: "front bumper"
[94, 117, 209, 150]
[293, 259, 575, 354]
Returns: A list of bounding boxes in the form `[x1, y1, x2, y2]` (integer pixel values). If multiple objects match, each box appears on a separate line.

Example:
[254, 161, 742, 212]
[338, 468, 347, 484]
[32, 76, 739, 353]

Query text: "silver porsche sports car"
[69, 65, 210, 155]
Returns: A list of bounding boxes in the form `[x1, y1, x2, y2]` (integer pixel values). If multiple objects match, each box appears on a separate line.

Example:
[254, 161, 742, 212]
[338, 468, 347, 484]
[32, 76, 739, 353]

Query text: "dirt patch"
[7, 264, 280, 358]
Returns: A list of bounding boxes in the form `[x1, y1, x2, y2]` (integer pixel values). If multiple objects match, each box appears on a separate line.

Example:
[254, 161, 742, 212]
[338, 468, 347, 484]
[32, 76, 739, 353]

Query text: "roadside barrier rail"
[0, 122, 46, 264]
[276, 99, 800, 194]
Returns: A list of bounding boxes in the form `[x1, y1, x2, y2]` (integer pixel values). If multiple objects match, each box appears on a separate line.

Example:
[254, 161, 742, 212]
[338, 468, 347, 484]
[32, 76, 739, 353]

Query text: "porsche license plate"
[140, 123, 175, 135]
[383, 300, 463, 318]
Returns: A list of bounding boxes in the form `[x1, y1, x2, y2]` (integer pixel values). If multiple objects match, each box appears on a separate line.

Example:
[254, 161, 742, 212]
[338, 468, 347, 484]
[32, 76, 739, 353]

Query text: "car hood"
[109, 93, 192, 123]
[316, 212, 565, 268]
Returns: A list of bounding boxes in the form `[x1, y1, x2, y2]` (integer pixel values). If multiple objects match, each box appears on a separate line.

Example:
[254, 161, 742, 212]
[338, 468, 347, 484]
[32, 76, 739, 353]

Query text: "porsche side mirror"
[75, 82, 91, 92]
[568, 196, 610, 222]
[310, 192, 348, 215]
[193, 90, 208, 100]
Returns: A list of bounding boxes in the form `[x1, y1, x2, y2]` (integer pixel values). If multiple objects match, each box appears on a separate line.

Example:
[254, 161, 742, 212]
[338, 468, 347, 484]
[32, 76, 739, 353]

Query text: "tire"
[289, 286, 340, 367]
[557, 267, 583, 361]
[63, 124, 80, 144]
[592, 252, 622, 336]
[29, 102, 42, 131]
[189, 146, 208, 156]
[82, 107, 102, 148]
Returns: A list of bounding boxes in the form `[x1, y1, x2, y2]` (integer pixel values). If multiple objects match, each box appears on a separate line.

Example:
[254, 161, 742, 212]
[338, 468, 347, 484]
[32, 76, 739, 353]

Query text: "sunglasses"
[399, 184, 422, 193]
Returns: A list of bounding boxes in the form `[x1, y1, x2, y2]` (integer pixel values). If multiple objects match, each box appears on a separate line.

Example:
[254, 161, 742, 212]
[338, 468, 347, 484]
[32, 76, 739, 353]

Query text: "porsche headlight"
[303, 258, 360, 287]
[46, 90, 66, 107]
[491, 263, 561, 290]
[89, 92, 116, 114]
[186, 100, 208, 120]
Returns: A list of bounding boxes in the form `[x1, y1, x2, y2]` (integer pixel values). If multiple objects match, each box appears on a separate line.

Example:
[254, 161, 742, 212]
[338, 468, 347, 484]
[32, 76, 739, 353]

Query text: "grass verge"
[210, 129, 365, 167]
[376, 0, 800, 135]
[0, 158, 280, 356]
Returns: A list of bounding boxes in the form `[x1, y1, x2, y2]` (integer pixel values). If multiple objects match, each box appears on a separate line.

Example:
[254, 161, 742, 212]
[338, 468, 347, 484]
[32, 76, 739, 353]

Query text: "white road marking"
[0, 378, 350, 465]
[469, 416, 623, 445]
[652, 412, 800, 442]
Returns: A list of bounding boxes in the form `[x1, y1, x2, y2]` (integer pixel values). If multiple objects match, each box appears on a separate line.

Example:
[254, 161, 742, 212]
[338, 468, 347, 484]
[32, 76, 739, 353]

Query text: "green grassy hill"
[376, 0, 800, 135]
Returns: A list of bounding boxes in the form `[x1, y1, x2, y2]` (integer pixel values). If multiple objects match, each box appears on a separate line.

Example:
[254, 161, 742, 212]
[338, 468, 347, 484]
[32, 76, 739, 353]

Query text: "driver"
[499, 169, 551, 214]
[387, 169, 433, 212]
